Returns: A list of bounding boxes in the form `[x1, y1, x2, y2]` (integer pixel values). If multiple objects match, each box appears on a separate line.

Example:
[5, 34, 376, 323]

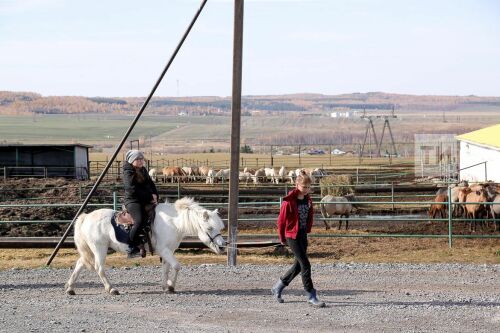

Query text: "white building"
[455, 124, 500, 182]
[330, 111, 352, 118]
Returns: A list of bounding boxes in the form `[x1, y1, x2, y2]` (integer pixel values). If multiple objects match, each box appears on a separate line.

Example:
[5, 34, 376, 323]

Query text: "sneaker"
[127, 246, 141, 259]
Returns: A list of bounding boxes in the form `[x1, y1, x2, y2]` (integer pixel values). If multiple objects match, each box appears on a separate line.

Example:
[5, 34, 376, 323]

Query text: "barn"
[455, 124, 500, 182]
[0, 143, 92, 180]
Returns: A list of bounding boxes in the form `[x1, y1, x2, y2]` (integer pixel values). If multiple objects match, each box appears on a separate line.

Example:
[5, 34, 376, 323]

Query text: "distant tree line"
[1, 91, 500, 116]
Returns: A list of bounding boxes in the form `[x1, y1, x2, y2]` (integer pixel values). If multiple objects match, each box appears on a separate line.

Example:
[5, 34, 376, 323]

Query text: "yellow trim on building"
[455, 124, 500, 149]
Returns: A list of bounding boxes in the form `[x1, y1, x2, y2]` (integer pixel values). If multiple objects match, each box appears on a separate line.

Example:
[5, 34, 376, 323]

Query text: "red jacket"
[277, 189, 314, 243]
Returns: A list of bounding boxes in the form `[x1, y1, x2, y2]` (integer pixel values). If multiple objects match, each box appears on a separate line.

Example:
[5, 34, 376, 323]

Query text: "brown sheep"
[161, 166, 186, 183]
[462, 188, 488, 232]
[429, 193, 448, 219]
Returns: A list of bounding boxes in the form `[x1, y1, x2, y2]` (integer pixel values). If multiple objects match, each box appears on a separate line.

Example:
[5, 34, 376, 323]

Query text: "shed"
[0, 144, 92, 180]
[455, 124, 500, 182]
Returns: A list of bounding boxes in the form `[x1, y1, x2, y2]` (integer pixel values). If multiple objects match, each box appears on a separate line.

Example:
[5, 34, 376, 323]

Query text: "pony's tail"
[74, 213, 95, 270]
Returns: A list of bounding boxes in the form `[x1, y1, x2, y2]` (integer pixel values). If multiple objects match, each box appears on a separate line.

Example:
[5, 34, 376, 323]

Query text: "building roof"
[455, 124, 500, 149]
[0, 143, 93, 148]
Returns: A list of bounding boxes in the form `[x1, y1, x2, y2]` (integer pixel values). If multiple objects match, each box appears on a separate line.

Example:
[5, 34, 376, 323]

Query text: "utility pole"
[227, 0, 244, 266]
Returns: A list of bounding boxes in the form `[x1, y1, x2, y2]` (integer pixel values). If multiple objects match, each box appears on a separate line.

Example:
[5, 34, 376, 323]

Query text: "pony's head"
[198, 208, 226, 254]
[175, 197, 226, 254]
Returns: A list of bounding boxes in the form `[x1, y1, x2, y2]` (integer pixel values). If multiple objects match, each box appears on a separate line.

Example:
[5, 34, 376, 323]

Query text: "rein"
[205, 232, 283, 252]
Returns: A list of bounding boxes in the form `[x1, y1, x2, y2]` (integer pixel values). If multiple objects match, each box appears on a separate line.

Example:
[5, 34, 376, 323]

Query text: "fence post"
[448, 186, 453, 248]
[270, 145, 273, 167]
[285, 182, 288, 195]
[3, 167, 6, 180]
[298, 145, 301, 166]
[113, 191, 117, 211]
[44, 167, 48, 178]
[484, 161, 487, 182]
[177, 178, 181, 199]
[329, 145, 332, 166]
[356, 167, 359, 184]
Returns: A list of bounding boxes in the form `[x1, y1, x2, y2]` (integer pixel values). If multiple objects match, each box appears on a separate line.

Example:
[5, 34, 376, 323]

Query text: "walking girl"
[271, 170, 325, 307]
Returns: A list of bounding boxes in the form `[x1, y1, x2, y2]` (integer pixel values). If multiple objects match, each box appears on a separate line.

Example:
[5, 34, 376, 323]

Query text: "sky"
[1, 0, 499, 97]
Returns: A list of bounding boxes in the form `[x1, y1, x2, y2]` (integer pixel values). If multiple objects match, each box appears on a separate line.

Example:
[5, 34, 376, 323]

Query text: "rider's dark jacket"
[123, 161, 158, 205]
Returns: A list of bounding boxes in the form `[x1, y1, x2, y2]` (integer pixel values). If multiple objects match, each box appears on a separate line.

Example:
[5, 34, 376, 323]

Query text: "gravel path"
[1, 263, 499, 332]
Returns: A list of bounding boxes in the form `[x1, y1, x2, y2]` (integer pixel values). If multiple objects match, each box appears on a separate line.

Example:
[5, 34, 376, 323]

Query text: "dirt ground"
[1, 236, 498, 271]
[1, 263, 499, 332]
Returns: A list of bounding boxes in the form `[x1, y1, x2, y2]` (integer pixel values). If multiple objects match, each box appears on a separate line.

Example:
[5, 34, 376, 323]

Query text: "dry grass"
[1, 236, 498, 271]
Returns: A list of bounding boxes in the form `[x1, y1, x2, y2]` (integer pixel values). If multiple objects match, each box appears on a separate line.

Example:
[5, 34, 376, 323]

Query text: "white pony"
[319, 194, 356, 230]
[65, 197, 226, 295]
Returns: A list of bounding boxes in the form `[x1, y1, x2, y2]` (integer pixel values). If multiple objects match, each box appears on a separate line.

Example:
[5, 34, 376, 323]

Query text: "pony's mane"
[174, 197, 218, 235]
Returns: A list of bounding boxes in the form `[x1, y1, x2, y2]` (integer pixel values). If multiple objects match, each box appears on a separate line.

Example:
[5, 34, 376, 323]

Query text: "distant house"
[331, 148, 346, 155]
[330, 111, 352, 118]
[455, 124, 500, 182]
[0, 143, 92, 180]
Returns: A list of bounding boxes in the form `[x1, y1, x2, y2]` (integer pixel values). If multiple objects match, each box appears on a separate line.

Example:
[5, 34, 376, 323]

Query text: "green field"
[2, 112, 499, 158]
[0, 115, 178, 144]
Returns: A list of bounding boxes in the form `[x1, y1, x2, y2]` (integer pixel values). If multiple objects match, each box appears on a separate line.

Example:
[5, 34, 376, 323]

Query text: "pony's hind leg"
[91, 244, 119, 295]
[159, 248, 181, 293]
[65, 257, 86, 295]
[322, 215, 330, 230]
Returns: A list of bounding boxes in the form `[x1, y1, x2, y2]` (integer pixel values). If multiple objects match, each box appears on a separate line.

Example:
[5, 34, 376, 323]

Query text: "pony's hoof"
[110, 289, 120, 295]
[66, 289, 76, 295]
[167, 286, 175, 293]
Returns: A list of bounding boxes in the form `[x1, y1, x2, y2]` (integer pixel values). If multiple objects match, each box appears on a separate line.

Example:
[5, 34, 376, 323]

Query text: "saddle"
[114, 204, 156, 258]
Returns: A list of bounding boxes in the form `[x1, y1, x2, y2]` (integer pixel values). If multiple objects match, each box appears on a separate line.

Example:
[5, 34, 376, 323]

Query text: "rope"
[222, 243, 284, 252]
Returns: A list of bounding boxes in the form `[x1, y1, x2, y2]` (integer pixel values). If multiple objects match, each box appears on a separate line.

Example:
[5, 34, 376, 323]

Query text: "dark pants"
[281, 231, 314, 292]
[125, 202, 148, 246]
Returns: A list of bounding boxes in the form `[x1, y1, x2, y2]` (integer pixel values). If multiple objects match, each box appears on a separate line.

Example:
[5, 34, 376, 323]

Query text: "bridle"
[206, 232, 229, 248]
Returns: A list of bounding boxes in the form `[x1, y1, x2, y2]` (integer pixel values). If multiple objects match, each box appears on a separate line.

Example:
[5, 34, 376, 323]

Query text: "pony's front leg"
[159, 248, 181, 293]
[92, 245, 119, 295]
[161, 260, 171, 291]
[65, 257, 85, 295]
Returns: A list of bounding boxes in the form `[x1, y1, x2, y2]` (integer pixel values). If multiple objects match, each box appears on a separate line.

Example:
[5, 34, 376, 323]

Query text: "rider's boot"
[126, 244, 141, 259]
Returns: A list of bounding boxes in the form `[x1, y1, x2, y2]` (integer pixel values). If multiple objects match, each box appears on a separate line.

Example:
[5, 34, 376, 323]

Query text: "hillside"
[1, 91, 500, 116]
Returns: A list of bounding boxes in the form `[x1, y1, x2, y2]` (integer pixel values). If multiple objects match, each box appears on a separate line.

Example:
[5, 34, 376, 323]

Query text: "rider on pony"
[123, 150, 159, 258]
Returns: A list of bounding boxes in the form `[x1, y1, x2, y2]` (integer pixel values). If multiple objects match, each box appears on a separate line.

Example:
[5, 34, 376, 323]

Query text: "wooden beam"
[227, 0, 244, 266]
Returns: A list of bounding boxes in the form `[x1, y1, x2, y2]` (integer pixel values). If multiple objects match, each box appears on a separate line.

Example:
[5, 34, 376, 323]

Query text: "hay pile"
[319, 174, 354, 197]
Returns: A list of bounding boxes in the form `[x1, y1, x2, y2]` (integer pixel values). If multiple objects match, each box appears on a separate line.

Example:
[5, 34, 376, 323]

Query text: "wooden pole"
[227, 0, 244, 266]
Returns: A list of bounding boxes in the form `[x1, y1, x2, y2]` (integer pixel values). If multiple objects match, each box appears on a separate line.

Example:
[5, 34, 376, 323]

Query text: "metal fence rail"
[1, 190, 499, 246]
